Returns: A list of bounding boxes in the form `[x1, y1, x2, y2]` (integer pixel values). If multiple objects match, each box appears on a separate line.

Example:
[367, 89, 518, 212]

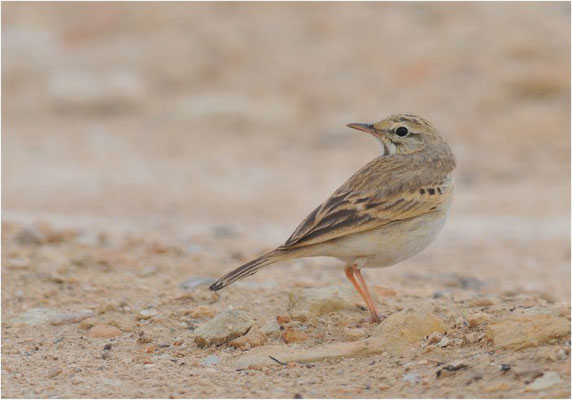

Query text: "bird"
[210, 113, 456, 323]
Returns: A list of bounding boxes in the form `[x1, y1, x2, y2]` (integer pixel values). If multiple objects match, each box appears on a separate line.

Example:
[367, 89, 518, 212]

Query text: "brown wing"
[283, 156, 453, 249]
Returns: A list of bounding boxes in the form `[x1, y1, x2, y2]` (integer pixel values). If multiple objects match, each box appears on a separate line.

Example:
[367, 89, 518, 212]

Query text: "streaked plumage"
[210, 113, 456, 322]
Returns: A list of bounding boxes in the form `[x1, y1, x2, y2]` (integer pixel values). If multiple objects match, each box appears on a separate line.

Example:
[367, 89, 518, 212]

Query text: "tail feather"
[209, 249, 287, 291]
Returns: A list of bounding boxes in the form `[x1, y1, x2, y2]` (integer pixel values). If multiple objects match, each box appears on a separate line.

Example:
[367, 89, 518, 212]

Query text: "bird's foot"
[369, 313, 387, 324]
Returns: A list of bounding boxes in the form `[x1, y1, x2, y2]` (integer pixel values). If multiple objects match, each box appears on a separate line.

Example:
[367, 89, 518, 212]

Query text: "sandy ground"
[2, 2, 571, 398]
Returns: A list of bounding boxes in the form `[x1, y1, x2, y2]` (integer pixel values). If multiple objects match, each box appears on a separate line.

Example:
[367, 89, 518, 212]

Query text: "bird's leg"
[344, 264, 383, 323]
[354, 268, 385, 323]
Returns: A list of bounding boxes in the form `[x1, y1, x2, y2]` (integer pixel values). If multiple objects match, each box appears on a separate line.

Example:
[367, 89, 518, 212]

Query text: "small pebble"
[179, 276, 216, 291]
[437, 336, 451, 348]
[194, 310, 254, 348]
[52, 310, 96, 326]
[12, 308, 60, 326]
[101, 350, 111, 360]
[88, 324, 122, 339]
[426, 332, 443, 345]
[138, 309, 158, 319]
[276, 315, 291, 325]
[47, 367, 62, 378]
[229, 325, 266, 350]
[525, 371, 563, 392]
[342, 327, 366, 342]
[260, 319, 281, 336]
[137, 335, 152, 344]
[282, 328, 309, 344]
[201, 355, 221, 366]
[467, 312, 493, 328]
[403, 373, 420, 384]
[189, 305, 216, 319]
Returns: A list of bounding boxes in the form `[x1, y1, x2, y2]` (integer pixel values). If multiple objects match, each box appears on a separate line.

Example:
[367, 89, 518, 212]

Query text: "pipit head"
[347, 113, 448, 156]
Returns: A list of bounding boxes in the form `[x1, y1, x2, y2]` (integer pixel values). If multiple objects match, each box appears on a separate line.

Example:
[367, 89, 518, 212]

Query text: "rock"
[233, 338, 387, 369]
[288, 285, 373, 318]
[467, 298, 495, 307]
[12, 308, 59, 326]
[229, 325, 266, 350]
[342, 328, 367, 342]
[437, 336, 451, 348]
[464, 332, 484, 345]
[189, 305, 216, 319]
[513, 368, 544, 383]
[88, 324, 122, 339]
[485, 314, 570, 350]
[372, 309, 447, 356]
[200, 355, 221, 367]
[79, 314, 137, 332]
[403, 373, 420, 384]
[138, 309, 158, 319]
[282, 328, 309, 344]
[525, 372, 563, 392]
[537, 347, 568, 361]
[260, 319, 281, 336]
[179, 276, 216, 291]
[51, 310, 95, 325]
[96, 301, 119, 315]
[467, 312, 494, 328]
[276, 315, 291, 325]
[137, 333, 153, 344]
[426, 332, 443, 345]
[101, 350, 112, 360]
[47, 367, 62, 379]
[194, 310, 254, 348]
[500, 364, 511, 371]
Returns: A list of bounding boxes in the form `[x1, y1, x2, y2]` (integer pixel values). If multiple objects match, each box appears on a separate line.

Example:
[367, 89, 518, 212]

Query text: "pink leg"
[344, 265, 383, 323]
[354, 269, 384, 323]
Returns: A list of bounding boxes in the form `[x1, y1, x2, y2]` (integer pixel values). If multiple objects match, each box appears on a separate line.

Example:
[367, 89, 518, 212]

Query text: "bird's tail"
[209, 248, 289, 291]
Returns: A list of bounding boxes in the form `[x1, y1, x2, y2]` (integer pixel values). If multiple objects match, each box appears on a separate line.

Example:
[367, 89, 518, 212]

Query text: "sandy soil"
[2, 2, 570, 398]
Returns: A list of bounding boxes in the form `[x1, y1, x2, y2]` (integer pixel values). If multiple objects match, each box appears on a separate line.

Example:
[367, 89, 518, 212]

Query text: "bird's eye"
[395, 126, 409, 137]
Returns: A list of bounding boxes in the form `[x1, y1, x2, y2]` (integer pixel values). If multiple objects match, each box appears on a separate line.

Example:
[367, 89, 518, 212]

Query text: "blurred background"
[3, 2, 570, 297]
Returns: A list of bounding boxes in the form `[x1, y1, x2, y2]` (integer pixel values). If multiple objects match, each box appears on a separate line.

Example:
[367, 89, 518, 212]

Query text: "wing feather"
[283, 156, 453, 249]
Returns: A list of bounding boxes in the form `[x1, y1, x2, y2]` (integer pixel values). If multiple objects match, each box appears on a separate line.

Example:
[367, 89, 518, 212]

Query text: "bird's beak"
[346, 123, 376, 135]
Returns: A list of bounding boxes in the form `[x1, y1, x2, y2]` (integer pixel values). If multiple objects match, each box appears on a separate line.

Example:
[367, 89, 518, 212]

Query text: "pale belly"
[298, 211, 449, 268]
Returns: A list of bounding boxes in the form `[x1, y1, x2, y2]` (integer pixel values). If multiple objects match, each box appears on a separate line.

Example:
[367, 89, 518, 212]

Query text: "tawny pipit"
[210, 113, 456, 322]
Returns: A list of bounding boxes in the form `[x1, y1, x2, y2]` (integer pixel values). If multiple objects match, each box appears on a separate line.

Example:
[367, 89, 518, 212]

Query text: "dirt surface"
[2, 2, 570, 398]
